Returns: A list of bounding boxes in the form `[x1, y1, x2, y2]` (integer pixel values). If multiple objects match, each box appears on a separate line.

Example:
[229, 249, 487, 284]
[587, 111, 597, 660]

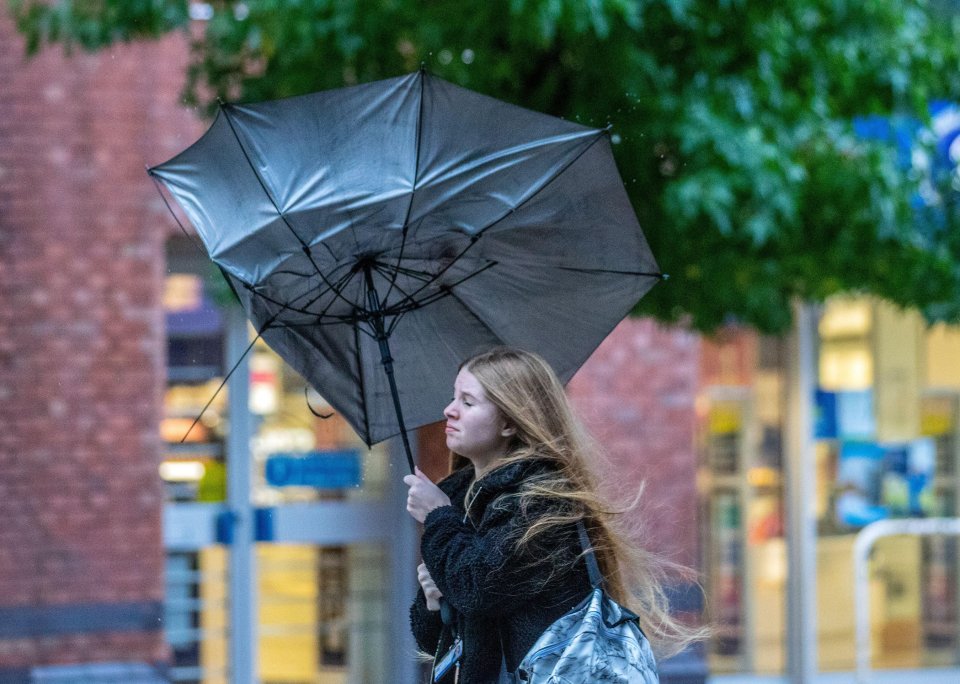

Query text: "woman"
[405, 347, 696, 682]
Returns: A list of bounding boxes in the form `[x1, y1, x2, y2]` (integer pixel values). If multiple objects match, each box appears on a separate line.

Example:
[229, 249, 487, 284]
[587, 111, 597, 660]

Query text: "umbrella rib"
[246, 286, 326, 318]
[218, 104, 357, 312]
[382, 69, 428, 308]
[246, 257, 359, 321]
[548, 266, 665, 278]
[376, 261, 437, 283]
[371, 262, 420, 309]
[386, 235, 481, 311]
[386, 260, 499, 326]
[178, 310, 282, 442]
[147, 171, 208, 254]
[247, 282, 358, 325]
[267, 318, 357, 330]
[286, 264, 361, 317]
[354, 323, 371, 443]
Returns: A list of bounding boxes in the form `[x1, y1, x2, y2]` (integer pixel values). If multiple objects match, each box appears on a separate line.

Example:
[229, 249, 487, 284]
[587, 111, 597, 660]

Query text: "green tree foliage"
[10, 0, 960, 332]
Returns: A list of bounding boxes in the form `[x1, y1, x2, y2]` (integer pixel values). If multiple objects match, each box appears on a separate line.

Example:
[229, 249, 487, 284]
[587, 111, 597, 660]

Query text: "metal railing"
[853, 517, 960, 684]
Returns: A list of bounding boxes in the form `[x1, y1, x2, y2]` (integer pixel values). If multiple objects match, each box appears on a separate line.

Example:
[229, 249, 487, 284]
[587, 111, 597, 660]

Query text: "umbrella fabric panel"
[477, 137, 657, 274]
[225, 75, 422, 271]
[443, 262, 655, 386]
[151, 110, 299, 285]
[225, 74, 420, 217]
[256, 303, 371, 439]
[408, 74, 600, 241]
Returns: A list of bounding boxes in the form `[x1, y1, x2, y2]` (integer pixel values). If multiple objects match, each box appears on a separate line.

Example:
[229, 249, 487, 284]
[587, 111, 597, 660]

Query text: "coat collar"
[443, 458, 553, 514]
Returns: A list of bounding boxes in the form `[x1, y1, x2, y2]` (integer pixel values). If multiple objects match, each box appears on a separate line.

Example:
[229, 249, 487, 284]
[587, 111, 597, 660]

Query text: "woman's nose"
[443, 401, 456, 418]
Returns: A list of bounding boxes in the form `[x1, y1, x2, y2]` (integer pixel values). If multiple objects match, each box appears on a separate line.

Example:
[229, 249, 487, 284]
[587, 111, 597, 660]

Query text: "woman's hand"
[403, 467, 451, 523]
[417, 562, 443, 612]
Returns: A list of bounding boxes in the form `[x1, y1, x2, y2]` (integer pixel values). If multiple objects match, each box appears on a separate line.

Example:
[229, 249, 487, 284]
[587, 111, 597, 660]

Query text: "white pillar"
[226, 308, 257, 684]
[785, 300, 818, 683]
[387, 437, 420, 684]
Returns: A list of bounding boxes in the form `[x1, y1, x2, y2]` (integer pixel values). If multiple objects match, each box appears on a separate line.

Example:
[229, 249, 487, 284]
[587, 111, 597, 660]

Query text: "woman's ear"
[500, 422, 517, 438]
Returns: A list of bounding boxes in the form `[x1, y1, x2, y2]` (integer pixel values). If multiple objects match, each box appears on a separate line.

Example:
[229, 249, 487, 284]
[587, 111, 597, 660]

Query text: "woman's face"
[443, 367, 513, 465]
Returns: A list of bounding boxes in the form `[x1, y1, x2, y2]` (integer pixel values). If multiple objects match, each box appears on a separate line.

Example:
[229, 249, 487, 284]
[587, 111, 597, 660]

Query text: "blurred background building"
[2, 6, 960, 684]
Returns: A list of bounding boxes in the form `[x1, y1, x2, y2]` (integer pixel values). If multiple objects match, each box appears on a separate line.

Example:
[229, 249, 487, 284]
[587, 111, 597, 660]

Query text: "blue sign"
[265, 450, 361, 489]
[814, 389, 838, 439]
[814, 388, 875, 440]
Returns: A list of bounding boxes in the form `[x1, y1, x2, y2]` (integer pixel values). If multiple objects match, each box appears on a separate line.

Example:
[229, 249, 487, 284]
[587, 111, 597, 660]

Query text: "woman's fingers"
[417, 563, 442, 611]
[403, 470, 451, 523]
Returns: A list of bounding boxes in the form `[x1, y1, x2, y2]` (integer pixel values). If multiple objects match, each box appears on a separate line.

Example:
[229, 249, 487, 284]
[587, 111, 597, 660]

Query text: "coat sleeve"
[420, 497, 568, 619]
[409, 586, 444, 655]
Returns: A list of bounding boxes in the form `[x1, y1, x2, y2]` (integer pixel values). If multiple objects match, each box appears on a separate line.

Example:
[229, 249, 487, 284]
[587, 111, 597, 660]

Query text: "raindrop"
[234, 3, 250, 20]
[611, 134, 622, 144]
[461, 49, 475, 64]
[438, 49, 453, 65]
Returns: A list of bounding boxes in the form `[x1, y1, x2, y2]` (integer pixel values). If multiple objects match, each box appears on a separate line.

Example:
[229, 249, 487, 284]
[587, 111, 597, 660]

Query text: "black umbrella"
[148, 70, 662, 473]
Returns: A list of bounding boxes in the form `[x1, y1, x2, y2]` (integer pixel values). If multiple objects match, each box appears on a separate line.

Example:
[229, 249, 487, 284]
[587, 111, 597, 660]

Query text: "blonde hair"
[455, 346, 706, 655]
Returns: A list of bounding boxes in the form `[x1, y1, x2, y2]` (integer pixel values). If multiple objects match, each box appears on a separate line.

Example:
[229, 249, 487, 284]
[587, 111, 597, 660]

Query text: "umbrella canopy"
[149, 70, 661, 463]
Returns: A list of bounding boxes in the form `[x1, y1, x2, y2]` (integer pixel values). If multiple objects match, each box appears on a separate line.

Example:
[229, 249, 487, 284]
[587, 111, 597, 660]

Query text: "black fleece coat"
[409, 461, 592, 683]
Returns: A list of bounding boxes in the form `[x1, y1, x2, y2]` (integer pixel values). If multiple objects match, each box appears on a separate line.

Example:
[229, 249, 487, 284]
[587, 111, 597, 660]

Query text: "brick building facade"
[1, 10, 703, 677]
[0, 13, 198, 677]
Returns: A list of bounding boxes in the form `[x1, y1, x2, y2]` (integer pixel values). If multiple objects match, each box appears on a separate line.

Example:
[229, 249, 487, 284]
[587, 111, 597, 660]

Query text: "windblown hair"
[454, 346, 706, 656]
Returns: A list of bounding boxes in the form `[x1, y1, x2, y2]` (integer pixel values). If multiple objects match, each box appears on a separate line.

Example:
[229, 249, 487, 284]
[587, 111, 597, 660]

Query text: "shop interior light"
[250, 351, 279, 415]
[819, 298, 871, 339]
[819, 344, 873, 390]
[747, 466, 780, 488]
[161, 416, 209, 442]
[159, 460, 207, 481]
[162, 273, 203, 313]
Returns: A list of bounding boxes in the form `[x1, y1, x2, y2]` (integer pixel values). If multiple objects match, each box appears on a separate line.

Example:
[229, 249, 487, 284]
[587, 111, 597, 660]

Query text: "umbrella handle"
[440, 597, 456, 626]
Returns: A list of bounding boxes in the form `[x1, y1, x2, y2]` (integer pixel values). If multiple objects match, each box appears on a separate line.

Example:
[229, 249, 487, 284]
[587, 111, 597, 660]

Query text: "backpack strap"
[576, 519, 603, 588]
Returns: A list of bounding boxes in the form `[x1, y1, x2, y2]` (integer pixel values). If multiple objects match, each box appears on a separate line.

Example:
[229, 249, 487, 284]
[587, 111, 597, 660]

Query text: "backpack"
[512, 522, 659, 683]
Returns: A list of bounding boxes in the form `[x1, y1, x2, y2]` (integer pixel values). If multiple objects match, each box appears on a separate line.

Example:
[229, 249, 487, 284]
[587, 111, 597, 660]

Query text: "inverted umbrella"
[148, 70, 662, 473]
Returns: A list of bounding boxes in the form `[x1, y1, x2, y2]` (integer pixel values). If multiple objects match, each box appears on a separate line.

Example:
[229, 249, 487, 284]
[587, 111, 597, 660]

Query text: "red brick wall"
[700, 326, 758, 387]
[0, 12, 199, 669]
[568, 318, 701, 569]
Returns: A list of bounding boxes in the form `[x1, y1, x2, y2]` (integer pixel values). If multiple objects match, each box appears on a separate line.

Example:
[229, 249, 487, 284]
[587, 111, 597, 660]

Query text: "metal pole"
[226, 307, 257, 684]
[387, 437, 420, 684]
[785, 300, 818, 683]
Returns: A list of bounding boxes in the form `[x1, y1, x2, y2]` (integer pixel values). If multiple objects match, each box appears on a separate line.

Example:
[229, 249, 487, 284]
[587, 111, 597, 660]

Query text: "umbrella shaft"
[364, 264, 416, 473]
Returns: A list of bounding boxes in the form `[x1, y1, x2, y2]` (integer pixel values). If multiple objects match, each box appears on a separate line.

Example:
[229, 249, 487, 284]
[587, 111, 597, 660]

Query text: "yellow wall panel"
[925, 323, 960, 389]
[873, 301, 924, 442]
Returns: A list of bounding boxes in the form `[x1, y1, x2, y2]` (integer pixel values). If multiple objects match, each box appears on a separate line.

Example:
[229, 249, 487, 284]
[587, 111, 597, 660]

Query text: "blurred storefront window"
[161, 237, 391, 684]
[699, 298, 960, 676]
